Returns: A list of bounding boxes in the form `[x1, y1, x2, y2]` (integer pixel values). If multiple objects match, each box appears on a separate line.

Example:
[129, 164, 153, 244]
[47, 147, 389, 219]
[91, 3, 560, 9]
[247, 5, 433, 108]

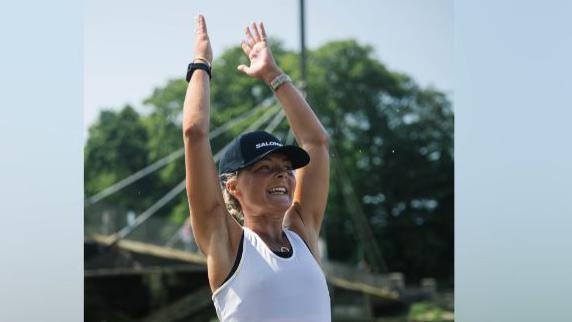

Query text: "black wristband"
[186, 62, 211, 82]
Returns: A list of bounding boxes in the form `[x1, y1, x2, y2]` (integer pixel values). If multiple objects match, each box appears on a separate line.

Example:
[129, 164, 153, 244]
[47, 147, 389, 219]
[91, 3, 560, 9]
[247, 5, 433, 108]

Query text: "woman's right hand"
[194, 15, 213, 64]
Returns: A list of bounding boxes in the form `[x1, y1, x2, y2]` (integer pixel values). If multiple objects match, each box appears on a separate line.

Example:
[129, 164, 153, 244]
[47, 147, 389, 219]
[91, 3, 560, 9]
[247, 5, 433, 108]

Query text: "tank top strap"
[284, 228, 313, 256]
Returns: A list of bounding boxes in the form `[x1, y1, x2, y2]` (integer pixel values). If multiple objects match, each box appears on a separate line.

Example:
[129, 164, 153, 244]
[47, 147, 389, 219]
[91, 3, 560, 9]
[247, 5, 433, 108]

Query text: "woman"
[183, 15, 331, 321]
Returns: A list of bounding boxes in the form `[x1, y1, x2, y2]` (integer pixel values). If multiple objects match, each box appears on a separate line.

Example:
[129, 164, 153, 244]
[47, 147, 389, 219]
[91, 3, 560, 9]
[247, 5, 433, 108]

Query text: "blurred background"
[84, 1, 453, 321]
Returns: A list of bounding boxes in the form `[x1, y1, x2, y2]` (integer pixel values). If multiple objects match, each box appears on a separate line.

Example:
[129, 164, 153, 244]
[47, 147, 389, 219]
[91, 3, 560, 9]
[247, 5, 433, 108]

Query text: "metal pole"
[299, 0, 307, 93]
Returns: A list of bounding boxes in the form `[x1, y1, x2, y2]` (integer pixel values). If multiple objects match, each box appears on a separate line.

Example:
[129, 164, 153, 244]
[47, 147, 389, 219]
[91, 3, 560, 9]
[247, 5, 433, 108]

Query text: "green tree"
[84, 106, 156, 212]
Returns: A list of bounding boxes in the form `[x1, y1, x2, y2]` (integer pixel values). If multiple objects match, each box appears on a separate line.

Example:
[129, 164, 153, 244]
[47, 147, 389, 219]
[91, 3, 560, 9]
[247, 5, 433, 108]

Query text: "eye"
[256, 165, 272, 173]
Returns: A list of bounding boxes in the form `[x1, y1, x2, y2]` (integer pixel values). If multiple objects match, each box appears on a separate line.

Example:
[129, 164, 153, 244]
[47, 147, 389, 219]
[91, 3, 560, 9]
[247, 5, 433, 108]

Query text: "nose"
[274, 167, 294, 178]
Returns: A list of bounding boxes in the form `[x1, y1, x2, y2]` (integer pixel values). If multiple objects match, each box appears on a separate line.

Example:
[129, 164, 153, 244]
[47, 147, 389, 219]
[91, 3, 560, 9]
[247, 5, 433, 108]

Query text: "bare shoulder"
[206, 215, 244, 293]
[283, 204, 322, 264]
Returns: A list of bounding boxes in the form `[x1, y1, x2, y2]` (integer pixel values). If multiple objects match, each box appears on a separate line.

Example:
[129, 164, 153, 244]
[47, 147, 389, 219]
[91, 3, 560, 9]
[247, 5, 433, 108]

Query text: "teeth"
[268, 187, 287, 194]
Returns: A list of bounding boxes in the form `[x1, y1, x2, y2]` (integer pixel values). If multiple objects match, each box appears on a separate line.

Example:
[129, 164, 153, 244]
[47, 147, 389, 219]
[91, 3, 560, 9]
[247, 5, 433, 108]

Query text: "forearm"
[268, 72, 329, 146]
[183, 71, 211, 137]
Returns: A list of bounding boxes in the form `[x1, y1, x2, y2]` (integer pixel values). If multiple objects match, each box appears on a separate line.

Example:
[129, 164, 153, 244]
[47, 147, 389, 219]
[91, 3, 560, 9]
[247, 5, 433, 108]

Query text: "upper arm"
[292, 141, 330, 235]
[183, 132, 236, 256]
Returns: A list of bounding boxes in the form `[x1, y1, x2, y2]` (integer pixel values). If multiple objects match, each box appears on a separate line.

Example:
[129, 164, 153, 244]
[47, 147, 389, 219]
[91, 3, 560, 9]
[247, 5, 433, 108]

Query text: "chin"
[266, 196, 292, 211]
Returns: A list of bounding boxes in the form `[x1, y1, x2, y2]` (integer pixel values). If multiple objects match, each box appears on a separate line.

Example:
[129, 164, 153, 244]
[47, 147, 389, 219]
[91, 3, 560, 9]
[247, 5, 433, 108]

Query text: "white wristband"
[269, 74, 291, 91]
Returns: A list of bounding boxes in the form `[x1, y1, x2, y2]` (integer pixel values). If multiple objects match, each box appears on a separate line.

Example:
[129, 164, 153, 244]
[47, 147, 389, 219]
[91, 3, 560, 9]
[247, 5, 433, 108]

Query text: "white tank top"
[212, 226, 331, 322]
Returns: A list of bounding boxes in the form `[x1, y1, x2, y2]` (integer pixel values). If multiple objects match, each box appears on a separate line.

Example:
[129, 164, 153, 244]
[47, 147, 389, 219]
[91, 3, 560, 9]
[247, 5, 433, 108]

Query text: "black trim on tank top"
[221, 228, 315, 284]
[272, 247, 293, 258]
[266, 230, 313, 258]
[272, 231, 293, 258]
[222, 231, 244, 285]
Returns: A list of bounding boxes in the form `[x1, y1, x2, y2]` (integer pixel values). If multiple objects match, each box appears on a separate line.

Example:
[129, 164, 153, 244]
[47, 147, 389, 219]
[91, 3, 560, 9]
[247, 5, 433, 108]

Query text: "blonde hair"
[220, 172, 244, 225]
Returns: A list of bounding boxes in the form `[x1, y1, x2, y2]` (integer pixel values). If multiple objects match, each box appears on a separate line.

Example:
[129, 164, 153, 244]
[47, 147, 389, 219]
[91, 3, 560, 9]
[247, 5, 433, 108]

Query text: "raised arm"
[238, 22, 330, 234]
[183, 15, 235, 256]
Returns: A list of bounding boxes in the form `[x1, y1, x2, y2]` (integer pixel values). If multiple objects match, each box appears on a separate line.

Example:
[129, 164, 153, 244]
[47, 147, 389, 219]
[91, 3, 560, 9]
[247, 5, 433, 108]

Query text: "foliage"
[408, 302, 454, 322]
[84, 38, 453, 284]
[85, 106, 156, 212]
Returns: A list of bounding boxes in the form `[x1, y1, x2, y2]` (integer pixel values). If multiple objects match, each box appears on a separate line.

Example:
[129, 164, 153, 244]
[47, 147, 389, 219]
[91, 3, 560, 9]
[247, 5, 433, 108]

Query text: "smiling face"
[227, 152, 296, 216]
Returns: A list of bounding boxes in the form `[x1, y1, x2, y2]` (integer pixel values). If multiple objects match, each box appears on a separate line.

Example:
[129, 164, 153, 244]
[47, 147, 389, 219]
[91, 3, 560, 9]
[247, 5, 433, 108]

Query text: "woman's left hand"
[193, 15, 213, 64]
[238, 22, 282, 83]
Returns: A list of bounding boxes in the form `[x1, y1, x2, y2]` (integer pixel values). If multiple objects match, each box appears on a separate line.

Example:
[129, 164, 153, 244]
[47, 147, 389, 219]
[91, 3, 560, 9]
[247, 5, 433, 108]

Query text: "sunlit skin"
[225, 153, 295, 243]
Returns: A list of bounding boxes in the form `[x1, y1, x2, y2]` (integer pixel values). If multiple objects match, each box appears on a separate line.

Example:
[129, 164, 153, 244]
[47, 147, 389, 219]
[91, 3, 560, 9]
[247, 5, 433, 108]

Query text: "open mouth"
[267, 186, 288, 195]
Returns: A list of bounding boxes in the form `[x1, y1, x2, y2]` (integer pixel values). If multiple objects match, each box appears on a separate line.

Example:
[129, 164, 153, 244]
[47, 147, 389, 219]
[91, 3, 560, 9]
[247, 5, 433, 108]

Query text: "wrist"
[262, 67, 283, 84]
[193, 56, 211, 67]
[187, 62, 212, 82]
[268, 74, 292, 92]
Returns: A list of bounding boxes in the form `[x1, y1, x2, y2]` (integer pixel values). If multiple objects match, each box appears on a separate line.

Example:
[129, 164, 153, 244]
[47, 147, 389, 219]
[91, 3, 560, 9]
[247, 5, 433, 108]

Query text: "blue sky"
[85, 0, 452, 135]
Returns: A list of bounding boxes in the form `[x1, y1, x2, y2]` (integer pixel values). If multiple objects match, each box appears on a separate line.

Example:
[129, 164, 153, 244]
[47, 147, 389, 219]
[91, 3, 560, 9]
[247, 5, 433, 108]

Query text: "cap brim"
[242, 145, 310, 170]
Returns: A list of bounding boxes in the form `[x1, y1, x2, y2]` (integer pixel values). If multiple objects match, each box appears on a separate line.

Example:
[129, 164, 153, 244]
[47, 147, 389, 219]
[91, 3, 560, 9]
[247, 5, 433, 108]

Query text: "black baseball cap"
[218, 131, 310, 174]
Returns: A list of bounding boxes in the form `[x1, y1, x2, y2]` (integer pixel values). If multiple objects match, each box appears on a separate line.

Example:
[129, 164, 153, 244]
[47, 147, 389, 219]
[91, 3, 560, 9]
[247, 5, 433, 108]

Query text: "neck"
[242, 208, 286, 242]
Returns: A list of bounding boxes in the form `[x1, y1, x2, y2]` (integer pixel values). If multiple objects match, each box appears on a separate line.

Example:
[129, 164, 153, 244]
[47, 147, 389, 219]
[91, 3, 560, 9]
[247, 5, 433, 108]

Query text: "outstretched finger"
[196, 14, 208, 35]
[245, 26, 255, 47]
[259, 22, 268, 41]
[240, 39, 251, 56]
[251, 22, 262, 42]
